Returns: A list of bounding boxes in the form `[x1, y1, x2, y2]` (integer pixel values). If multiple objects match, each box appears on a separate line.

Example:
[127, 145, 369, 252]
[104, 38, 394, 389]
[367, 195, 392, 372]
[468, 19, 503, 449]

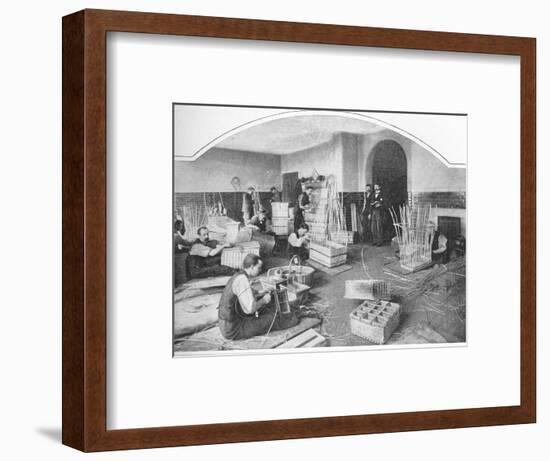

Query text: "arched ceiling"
[173, 106, 467, 167]
[215, 114, 385, 155]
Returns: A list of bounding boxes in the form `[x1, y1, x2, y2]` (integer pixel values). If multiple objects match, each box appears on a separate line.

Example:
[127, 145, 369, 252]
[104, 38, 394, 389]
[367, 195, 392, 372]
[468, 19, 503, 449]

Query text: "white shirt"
[231, 273, 256, 314]
[288, 232, 308, 248]
[190, 242, 213, 257]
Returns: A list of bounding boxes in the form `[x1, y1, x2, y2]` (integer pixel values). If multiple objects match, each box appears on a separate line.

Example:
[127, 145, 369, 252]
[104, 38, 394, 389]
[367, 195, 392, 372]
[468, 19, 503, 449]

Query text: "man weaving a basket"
[218, 254, 301, 340]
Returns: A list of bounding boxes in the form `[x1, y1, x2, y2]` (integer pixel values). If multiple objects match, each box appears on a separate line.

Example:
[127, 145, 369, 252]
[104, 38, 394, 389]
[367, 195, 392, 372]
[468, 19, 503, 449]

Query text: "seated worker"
[248, 207, 269, 232]
[218, 254, 300, 340]
[188, 226, 235, 278]
[427, 221, 448, 264]
[248, 206, 276, 256]
[173, 215, 192, 254]
[288, 223, 310, 261]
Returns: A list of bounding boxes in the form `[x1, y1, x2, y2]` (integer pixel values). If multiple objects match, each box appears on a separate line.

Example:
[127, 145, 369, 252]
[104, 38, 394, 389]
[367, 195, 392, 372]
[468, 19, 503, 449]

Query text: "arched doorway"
[371, 140, 408, 211]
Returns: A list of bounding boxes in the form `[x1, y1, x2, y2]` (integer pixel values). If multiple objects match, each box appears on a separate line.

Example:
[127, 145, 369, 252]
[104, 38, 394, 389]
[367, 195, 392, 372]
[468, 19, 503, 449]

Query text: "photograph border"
[171, 102, 469, 358]
[62, 9, 536, 452]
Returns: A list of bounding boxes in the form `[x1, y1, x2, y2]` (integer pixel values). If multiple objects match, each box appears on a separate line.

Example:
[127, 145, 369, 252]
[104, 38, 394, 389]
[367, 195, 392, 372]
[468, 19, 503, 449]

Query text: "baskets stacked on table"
[304, 188, 329, 242]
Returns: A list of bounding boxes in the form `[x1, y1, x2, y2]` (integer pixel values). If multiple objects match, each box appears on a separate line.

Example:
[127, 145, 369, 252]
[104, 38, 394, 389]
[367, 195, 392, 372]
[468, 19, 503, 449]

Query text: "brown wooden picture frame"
[62, 9, 536, 452]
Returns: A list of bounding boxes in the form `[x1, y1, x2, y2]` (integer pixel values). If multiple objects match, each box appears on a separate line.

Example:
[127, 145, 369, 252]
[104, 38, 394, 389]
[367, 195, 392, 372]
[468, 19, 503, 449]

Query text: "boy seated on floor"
[287, 223, 310, 261]
[218, 254, 301, 340]
[188, 226, 236, 279]
[427, 221, 449, 265]
[247, 207, 270, 232]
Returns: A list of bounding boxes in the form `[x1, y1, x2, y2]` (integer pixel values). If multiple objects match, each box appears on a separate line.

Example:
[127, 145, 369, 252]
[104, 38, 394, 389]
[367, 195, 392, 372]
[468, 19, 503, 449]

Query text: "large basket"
[271, 217, 293, 236]
[220, 242, 260, 269]
[271, 202, 289, 218]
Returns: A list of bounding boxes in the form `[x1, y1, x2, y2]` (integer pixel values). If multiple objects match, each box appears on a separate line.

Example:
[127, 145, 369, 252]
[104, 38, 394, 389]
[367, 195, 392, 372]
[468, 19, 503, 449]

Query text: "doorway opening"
[371, 140, 408, 211]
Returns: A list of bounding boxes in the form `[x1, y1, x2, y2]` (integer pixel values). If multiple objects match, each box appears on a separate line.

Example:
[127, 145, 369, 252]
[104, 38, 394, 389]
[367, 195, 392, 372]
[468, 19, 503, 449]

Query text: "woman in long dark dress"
[294, 185, 312, 232]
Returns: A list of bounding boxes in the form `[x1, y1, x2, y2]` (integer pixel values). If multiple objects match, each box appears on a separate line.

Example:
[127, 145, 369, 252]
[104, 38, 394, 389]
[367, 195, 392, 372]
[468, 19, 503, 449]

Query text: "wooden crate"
[310, 250, 347, 268]
[221, 242, 260, 269]
[350, 300, 401, 345]
[276, 328, 327, 349]
[309, 240, 347, 257]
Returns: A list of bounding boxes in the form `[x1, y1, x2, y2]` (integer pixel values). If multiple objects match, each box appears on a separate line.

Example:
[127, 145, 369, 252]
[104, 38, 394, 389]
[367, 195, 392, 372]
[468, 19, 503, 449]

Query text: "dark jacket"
[362, 191, 373, 216]
[218, 271, 250, 339]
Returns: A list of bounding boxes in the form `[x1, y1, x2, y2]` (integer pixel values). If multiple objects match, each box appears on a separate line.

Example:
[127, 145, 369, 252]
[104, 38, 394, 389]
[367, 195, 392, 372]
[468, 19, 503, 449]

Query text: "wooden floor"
[173, 243, 466, 355]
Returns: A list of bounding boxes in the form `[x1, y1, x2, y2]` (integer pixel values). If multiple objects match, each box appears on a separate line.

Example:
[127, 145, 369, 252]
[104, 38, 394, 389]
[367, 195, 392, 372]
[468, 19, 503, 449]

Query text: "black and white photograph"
[173, 104, 467, 355]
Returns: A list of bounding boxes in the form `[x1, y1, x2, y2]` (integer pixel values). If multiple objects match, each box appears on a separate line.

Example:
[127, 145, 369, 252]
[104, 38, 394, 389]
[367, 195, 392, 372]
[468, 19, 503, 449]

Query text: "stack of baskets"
[329, 230, 355, 245]
[271, 202, 293, 235]
[304, 187, 329, 242]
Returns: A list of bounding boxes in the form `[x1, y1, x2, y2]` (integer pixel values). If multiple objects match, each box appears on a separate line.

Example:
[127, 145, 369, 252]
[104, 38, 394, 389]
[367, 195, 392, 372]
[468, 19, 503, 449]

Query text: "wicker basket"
[350, 300, 401, 344]
[271, 202, 289, 218]
[221, 242, 260, 269]
[344, 280, 391, 300]
[271, 217, 293, 235]
[330, 230, 355, 245]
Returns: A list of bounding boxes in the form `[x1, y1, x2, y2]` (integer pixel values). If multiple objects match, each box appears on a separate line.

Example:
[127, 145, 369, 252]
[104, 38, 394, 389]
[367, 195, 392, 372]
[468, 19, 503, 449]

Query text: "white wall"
[175, 147, 281, 192]
[281, 134, 343, 184]
[358, 129, 467, 193]
[409, 143, 466, 193]
[1, 1, 546, 461]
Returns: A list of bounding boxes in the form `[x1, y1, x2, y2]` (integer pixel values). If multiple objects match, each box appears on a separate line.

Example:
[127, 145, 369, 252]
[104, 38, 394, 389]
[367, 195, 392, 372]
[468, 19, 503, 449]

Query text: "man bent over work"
[218, 254, 300, 340]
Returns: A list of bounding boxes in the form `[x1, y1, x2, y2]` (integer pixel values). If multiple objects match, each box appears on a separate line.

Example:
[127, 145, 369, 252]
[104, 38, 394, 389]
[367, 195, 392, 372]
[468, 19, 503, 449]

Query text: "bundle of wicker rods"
[181, 204, 208, 240]
[324, 174, 346, 237]
[389, 203, 433, 270]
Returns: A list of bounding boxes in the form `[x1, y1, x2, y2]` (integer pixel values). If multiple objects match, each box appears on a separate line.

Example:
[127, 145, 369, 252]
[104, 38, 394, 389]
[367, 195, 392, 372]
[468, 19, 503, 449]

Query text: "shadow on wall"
[35, 427, 61, 443]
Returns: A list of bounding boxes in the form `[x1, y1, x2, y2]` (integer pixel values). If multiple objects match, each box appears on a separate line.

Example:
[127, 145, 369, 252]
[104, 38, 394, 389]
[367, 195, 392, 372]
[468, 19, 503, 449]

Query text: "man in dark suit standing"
[370, 184, 386, 246]
[361, 183, 373, 243]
